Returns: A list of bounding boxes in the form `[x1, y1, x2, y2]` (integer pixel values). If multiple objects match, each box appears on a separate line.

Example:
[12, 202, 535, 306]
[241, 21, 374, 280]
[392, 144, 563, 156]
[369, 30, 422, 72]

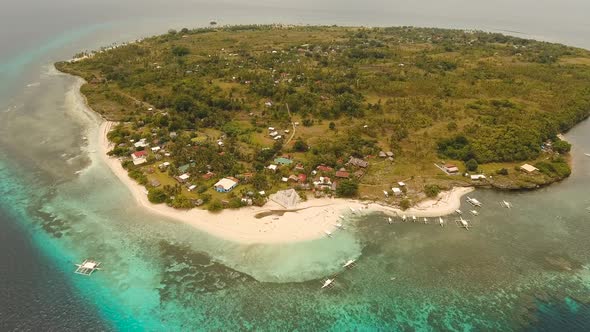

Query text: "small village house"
[178, 173, 190, 183]
[443, 164, 459, 174]
[131, 150, 148, 165]
[274, 157, 293, 166]
[347, 156, 369, 168]
[214, 177, 239, 193]
[520, 164, 539, 173]
[335, 168, 350, 178]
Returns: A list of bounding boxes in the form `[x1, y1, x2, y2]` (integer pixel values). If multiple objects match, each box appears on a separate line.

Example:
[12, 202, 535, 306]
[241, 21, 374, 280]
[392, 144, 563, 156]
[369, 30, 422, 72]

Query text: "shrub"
[207, 199, 223, 212]
[400, 199, 411, 210]
[148, 188, 167, 203]
[424, 184, 441, 198]
[553, 140, 571, 154]
[496, 168, 509, 175]
[465, 159, 478, 172]
[336, 180, 358, 197]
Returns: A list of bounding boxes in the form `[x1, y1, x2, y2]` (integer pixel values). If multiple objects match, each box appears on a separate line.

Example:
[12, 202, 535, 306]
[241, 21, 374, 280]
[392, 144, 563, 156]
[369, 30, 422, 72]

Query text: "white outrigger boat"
[502, 200, 512, 209]
[334, 223, 344, 229]
[470, 210, 479, 216]
[324, 230, 333, 237]
[322, 278, 335, 289]
[402, 215, 407, 222]
[343, 259, 356, 269]
[423, 217, 428, 224]
[339, 215, 345, 220]
[455, 209, 462, 215]
[74, 259, 102, 276]
[439, 217, 445, 226]
[456, 216, 470, 230]
[466, 197, 482, 207]
[585, 153, 590, 157]
[412, 215, 417, 222]
[349, 207, 356, 213]
[388, 217, 393, 224]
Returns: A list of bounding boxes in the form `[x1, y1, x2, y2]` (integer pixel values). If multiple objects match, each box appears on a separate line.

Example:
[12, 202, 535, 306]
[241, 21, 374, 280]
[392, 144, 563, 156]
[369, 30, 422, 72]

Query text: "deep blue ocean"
[1, 1, 590, 330]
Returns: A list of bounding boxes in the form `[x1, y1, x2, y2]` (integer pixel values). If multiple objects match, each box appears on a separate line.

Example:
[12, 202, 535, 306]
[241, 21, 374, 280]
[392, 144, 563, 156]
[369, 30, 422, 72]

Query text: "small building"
[386, 151, 394, 157]
[169, 132, 177, 139]
[267, 164, 278, 172]
[316, 165, 334, 172]
[295, 163, 305, 171]
[288, 174, 299, 182]
[202, 171, 216, 180]
[274, 157, 293, 165]
[159, 162, 170, 170]
[444, 164, 459, 174]
[347, 157, 369, 168]
[520, 164, 539, 173]
[270, 131, 279, 137]
[398, 181, 406, 187]
[150, 179, 161, 187]
[179, 163, 193, 174]
[281, 177, 289, 182]
[274, 135, 282, 140]
[178, 173, 190, 182]
[313, 176, 333, 190]
[131, 151, 148, 165]
[297, 174, 307, 183]
[214, 177, 238, 193]
[470, 174, 487, 181]
[335, 168, 350, 178]
[379, 151, 387, 158]
[151, 146, 161, 152]
[134, 139, 149, 148]
[392, 187, 402, 195]
[188, 184, 197, 191]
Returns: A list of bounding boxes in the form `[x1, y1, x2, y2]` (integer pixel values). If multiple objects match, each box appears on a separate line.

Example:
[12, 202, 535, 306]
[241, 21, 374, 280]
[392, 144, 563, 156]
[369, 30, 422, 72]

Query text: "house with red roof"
[335, 168, 350, 178]
[297, 174, 307, 183]
[316, 164, 334, 172]
[131, 150, 148, 165]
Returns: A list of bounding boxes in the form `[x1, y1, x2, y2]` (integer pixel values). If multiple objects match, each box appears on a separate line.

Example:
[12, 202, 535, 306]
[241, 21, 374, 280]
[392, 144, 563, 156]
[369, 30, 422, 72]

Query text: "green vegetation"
[148, 188, 167, 203]
[56, 25, 590, 210]
[424, 184, 441, 198]
[336, 180, 359, 197]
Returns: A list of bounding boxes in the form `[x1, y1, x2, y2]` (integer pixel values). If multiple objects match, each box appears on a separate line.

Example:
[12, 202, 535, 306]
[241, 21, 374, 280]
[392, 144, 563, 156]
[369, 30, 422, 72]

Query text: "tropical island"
[56, 25, 590, 215]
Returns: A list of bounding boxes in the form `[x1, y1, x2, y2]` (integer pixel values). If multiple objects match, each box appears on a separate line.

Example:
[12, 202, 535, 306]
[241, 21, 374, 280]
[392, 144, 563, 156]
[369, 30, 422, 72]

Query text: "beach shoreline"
[97, 122, 473, 244]
[69, 73, 473, 244]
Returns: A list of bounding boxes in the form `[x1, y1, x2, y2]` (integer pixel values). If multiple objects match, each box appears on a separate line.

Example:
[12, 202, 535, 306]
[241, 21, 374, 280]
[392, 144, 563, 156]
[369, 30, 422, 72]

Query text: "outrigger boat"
[423, 217, 428, 224]
[343, 259, 356, 269]
[388, 217, 393, 224]
[466, 197, 482, 207]
[439, 217, 445, 226]
[455, 216, 471, 230]
[455, 209, 462, 215]
[502, 200, 512, 209]
[321, 278, 335, 289]
[349, 207, 356, 213]
[585, 153, 590, 157]
[74, 259, 101, 276]
[324, 230, 333, 237]
[470, 210, 479, 216]
[334, 223, 344, 229]
[402, 215, 407, 222]
[412, 215, 417, 222]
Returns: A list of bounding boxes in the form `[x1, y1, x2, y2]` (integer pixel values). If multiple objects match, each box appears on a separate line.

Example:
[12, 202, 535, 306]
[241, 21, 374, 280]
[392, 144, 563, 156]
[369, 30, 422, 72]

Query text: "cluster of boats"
[383, 196, 513, 231]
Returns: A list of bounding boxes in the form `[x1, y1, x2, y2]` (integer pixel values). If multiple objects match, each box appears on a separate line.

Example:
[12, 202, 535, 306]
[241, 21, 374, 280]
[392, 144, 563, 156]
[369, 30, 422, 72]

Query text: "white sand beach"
[96, 119, 473, 244]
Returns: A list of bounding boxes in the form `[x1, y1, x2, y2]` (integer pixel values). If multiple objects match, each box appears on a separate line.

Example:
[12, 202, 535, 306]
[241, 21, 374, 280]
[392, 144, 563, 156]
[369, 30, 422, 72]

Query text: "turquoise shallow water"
[1, 4, 590, 330]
